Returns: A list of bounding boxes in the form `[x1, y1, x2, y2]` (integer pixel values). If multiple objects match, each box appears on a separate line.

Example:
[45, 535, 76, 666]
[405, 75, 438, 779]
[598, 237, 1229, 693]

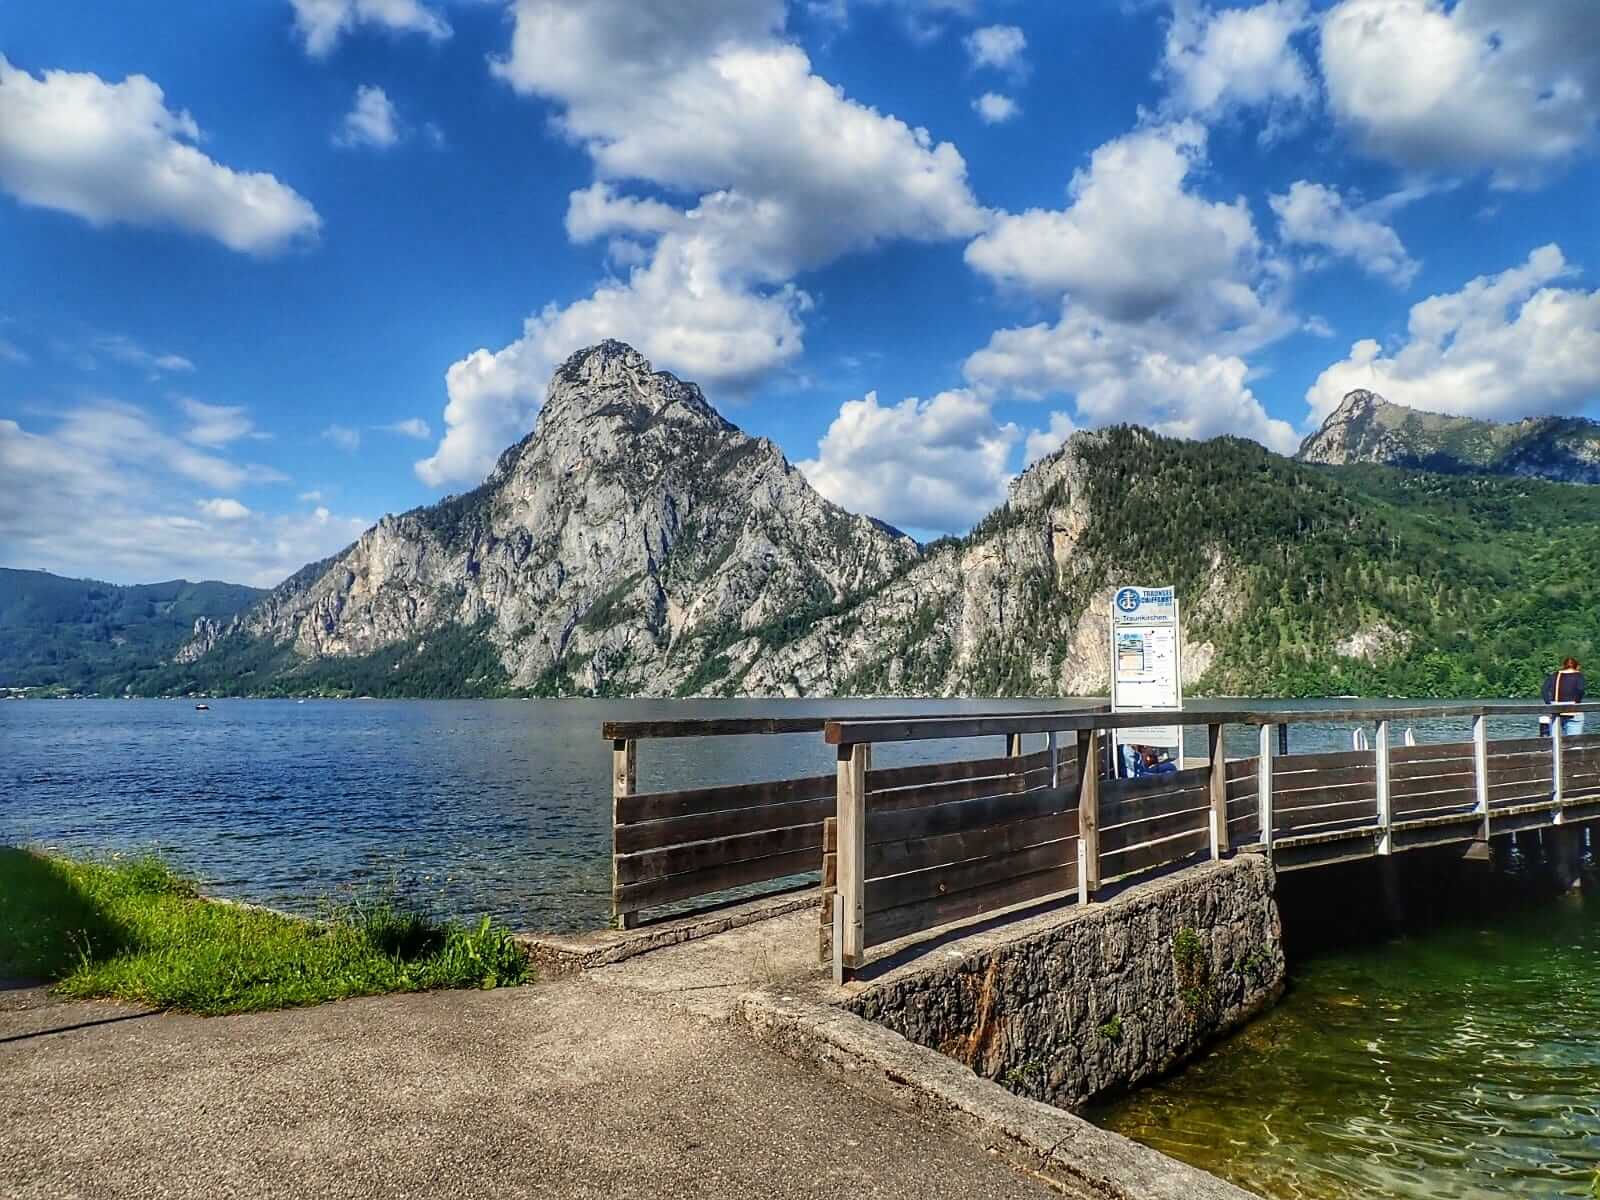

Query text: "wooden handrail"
[824, 703, 1600, 745]
[603, 703, 1110, 741]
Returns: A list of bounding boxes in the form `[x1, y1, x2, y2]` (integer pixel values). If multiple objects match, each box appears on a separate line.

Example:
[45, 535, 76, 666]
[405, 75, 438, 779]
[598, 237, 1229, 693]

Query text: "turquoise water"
[1095, 880, 1600, 1198]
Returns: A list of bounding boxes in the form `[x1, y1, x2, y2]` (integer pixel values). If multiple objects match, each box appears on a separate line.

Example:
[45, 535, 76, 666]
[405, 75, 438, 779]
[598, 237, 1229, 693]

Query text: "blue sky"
[1, 0, 1597, 585]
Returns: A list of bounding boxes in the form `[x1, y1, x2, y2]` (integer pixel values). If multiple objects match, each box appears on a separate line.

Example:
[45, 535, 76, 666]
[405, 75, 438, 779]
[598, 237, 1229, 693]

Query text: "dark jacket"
[1543, 670, 1586, 707]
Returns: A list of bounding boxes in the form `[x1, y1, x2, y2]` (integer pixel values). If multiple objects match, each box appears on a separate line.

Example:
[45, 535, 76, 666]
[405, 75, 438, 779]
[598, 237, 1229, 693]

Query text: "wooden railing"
[603, 708, 1105, 928]
[823, 704, 1600, 981]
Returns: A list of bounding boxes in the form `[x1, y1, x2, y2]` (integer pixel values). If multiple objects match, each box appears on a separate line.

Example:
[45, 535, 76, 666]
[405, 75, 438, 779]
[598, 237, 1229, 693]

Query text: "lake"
[0, 697, 1549, 930]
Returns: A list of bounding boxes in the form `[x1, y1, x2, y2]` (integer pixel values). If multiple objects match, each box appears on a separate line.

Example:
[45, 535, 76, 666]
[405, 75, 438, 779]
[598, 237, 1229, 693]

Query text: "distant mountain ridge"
[21, 345, 1600, 701]
[1297, 390, 1600, 483]
[0, 569, 263, 692]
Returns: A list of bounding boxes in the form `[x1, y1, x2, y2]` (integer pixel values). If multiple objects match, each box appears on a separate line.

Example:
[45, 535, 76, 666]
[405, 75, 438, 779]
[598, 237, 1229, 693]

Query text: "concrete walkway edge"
[734, 991, 1259, 1200]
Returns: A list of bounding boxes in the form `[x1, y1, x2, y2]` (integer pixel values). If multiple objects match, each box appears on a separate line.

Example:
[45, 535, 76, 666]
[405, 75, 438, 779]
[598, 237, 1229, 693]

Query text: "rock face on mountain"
[185, 341, 917, 693]
[1298, 390, 1600, 483]
[731, 432, 1230, 697]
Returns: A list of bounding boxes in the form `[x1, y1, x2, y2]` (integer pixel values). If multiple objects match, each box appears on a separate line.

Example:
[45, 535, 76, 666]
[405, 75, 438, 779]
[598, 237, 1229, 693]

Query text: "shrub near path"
[0, 847, 528, 1014]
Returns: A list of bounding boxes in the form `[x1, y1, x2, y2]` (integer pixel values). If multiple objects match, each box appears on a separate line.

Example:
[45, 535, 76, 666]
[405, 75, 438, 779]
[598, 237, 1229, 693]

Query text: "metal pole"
[1374, 719, 1392, 856]
[1257, 723, 1276, 857]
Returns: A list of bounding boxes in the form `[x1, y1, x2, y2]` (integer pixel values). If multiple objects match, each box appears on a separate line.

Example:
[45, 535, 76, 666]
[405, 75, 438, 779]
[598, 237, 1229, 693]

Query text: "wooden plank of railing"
[1077, 729, 1100, 903]
[1390, 740, 1476, 764]
[864, 863, 1076, 947]
[866, 749, 1047, 793]
[612, 737, 637, 929]
[866, 785, 1064, 844]
[616, 773, 836, 824]
[614, 796, 833, 854]
[606, 717, 831, 740]
[866, 810, 1078, 877]
[1098, 804, 1210, 854]
[614, 823, 827, 885]
[615, 848, 820, 912]
[865, 838, 1075, 914]
[1099, 828, 1210, 879]
[834, 742, 868, 984]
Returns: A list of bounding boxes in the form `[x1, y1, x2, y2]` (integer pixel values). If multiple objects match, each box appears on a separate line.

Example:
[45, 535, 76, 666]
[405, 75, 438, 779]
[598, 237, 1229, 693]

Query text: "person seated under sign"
[1122, 743, 1178, 777]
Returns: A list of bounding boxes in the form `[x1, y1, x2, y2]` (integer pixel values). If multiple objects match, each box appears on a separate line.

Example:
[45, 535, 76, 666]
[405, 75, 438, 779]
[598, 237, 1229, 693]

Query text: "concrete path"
[0, 967, 1065, 1200]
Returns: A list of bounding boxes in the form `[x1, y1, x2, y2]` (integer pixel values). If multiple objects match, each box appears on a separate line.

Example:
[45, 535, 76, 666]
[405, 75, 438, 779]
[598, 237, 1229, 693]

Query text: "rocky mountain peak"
[1297, 390, 1600, 484]
[538, 339, 730, 434]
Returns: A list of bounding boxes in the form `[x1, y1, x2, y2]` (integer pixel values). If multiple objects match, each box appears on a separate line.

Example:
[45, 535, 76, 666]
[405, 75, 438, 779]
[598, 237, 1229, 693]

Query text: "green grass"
[0, 847, 529, 1015]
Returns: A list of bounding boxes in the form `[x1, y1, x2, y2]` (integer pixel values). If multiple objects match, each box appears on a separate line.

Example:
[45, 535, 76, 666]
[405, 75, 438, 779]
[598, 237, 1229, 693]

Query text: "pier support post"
[1552, 719, 1566, 817]
[833, 741, 869, 984]
[1549, 824, 1583, 891]
[1207, 723, 1229, 860]
[1077, 729, 1100, 904]
[1378, 856, 1405, 929]
[1461, 713, 1492, 862]
[1257, 724, 1276, 857]
[1375, 719, 1393, 856]
[611, 738, 638, 929]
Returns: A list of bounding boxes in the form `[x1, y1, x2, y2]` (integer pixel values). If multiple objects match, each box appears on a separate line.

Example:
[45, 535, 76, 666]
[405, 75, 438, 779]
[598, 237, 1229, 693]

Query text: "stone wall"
[845, 854, 1285, 1111]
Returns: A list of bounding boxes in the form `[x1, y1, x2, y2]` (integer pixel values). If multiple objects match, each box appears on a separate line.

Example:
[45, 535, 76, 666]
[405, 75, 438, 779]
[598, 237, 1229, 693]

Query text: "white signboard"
[1109, 585, 1183, 773]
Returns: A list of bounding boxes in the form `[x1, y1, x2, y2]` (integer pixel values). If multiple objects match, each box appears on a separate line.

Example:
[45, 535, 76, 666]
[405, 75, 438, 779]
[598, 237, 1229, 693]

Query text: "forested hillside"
[0, 570, 263, 693]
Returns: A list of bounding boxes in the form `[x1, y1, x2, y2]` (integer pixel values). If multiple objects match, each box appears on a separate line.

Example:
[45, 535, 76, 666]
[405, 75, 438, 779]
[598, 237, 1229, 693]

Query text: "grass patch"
[0, 847, 528, 1015]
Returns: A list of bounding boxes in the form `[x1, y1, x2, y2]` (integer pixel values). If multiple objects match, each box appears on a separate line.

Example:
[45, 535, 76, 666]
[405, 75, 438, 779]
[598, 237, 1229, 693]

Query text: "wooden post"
[611, 737, 638, 930]
[1047, 731, 1059, 789]
[1207, 723, 1229, 860]
[818, 816, 837, 964]
[1552, 718, 1566, 819]
[1374, 719, 1392, 856]
[833, 741, 869, 985]
[1257, 723, 1276, 856]
[1278, 723, 1290, 757]
[1077, 729, 1100, 904]
[1471, 713, 1491, 855]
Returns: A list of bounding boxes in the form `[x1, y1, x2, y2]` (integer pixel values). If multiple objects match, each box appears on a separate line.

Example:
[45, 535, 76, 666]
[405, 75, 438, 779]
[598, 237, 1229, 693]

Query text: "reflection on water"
[1094, 881, 1600, 1198]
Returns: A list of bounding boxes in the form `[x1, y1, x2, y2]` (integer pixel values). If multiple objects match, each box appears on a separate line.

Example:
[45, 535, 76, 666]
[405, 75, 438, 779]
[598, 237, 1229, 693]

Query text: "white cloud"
[1161, 0, 1313, 124]
[973, 93, 1020, 124]
[799, 389, 1020, 532]
[377, 417, 430, 439]
[322, 424, 361, 451]
[1320, 0, 1600, 185]
[180, 399, 259, 447]
[965, 25, 1028, 74]
[298, 489, 325, 502]
[0, 403, 348, 588]
[419, 0, 987, 487]
[1024, 411, 1077, 465]
[965, 306, 1300, 454]
[964, 119, 1300, 455]
[0, 338, 26, 364]
[965, 122, 1286, 344]
[334, 85, 401, 149]
[289, 0, 451, 58]
[198, 497, 252, 521]
[1269, 180, 1419, 286]
[1307, 243, 1600, 422]
[93, 334, 195, 374]
[0, 56, 320, 256]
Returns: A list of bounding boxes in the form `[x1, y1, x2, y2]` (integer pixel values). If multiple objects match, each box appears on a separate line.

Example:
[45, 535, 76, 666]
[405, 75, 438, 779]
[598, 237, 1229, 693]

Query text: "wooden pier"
[603, 703, 1600, 982]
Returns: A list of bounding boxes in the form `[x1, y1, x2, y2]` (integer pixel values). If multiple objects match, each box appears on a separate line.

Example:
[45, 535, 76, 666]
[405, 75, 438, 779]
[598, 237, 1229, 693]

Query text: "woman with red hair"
[1541, 657, 1586, 737]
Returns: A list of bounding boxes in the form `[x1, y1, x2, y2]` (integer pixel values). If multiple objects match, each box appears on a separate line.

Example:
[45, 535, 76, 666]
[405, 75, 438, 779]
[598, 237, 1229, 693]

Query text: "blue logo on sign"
[1115, 588, 1141, 613]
